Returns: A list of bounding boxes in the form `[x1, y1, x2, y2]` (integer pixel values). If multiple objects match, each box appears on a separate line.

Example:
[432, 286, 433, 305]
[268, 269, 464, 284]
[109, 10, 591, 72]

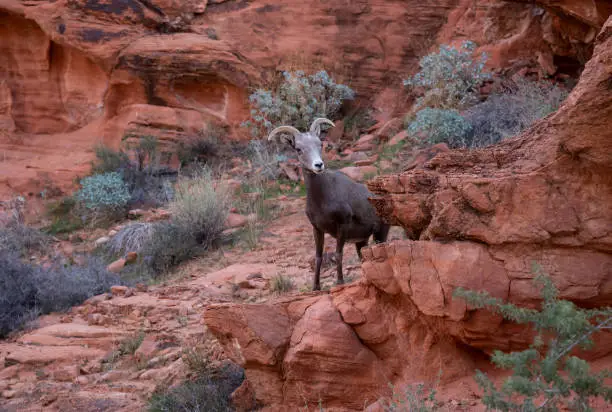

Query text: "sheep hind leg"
[374, 224, 391, 244]
[355, 240, 368, 261]
[313, 227, 324, 291]
[335, 235, 346, 285]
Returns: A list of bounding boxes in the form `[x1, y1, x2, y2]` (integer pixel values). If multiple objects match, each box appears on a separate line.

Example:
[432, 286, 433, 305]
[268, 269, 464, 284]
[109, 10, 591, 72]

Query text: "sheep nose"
[314, 161, 324, 171]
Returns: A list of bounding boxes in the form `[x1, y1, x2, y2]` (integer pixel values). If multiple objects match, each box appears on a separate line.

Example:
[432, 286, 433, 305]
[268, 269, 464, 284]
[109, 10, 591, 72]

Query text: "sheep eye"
[296, 148, 302, 154]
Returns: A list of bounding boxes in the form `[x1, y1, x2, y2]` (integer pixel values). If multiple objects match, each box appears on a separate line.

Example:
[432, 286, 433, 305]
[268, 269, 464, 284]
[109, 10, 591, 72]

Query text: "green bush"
[454, 265, 612, 412]
[243, 70, 355, 137]
[76, 172, 131, 219]
[464, 78, 570, 148]
[404, 40, 491, 110]
[407, 108, 472, 147]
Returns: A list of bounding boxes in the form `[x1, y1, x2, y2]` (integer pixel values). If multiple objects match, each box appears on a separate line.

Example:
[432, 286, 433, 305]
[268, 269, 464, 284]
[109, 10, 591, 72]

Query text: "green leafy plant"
[453, 265, 612, 411]
[404, 40, 491, 110]
[243, 70, 355, 137]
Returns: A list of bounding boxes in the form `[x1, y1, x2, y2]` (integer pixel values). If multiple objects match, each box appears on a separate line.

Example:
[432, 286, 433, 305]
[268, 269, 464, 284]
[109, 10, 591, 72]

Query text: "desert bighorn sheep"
[268, 118, 390, 290]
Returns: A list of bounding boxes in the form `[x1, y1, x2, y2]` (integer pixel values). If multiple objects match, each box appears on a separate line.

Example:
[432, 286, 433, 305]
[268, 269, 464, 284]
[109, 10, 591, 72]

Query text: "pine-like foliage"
[453, 265, 612, 411]
[243, 70, 355, 137]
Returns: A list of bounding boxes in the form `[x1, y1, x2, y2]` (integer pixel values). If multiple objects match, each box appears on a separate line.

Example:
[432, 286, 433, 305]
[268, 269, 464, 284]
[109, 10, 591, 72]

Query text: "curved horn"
[309, 118, 335, 135]
[267, 125, 301, 142]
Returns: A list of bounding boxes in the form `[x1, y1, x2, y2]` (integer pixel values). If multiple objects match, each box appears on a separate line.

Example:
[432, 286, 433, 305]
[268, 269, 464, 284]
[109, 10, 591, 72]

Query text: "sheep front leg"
[313, 226, 324, 291]
[335, 235, 346, 285]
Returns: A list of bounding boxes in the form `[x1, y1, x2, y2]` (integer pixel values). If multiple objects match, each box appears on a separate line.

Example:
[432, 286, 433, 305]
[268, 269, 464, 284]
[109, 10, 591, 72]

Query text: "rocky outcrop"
[1, 0, 611, 198]
[204, 16, 612, 410]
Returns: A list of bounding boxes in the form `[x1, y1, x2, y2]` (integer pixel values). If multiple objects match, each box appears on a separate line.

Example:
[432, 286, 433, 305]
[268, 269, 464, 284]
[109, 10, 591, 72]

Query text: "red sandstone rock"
[203, 17, 612, 410]
[2, 0, 608, 199]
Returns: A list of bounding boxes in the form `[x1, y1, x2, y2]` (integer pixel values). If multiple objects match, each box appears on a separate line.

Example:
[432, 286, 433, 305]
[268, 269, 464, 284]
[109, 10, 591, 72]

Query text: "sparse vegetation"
[463, 77, 569, 148]
[243, 70, 355, 137]
[407, 108, 472, 148]
[270, 274, 295, 295]
[177, 124, 224, 167]
[148, 361, 244, 412]
[404, 40, 491, 111]
[75, 172, 131, 223]
[142, 167, 231, 275]
[247, 139, 289, 180]
[44, 196, 84, 235]
[118, 331, 145, 356]
[454, 265, 612, 412]
[0, 250, 121, 337]
[107, 222, 156, 257]
[91, 137, 176, 210]
[382, 382, 438, 412]
[0, 221, 49, 258]
[404, 41, 570, 149]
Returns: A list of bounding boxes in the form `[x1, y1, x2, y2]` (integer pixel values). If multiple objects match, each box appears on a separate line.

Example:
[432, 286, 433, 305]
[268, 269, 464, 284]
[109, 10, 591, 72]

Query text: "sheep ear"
[281, 134, 295, 148]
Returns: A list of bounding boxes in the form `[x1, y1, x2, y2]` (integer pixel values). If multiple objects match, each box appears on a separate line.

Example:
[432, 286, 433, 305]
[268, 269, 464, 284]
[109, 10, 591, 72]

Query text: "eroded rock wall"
[204, 16, 612, 410]
[1, 0, 610, 198]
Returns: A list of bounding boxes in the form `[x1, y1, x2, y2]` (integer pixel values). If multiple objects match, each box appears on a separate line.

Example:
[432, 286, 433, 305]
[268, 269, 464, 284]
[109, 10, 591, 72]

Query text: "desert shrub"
[45, 196, 84, 235]
[243, 70, 355, 137]
[92, 138, 176, 208]
[34, 257, 122, 314]
[177, 124, 224, 167]
[404, 40, 491, 110]
[169, 168, 230, 245]
[464, 78, 570, 148]
[382, 382, 438, 412]
[271, 274, 295, 295]
[0, 222, 49, 258]
[407, 108, 472, 147]
[0, 252, 121, 337]
[75, 172, 131, 221]
[454, 265, 612, 412]
[142, 167, 230, 274]
[107, 222, 155, 257]
[92, 144, 131, 175]
[247, 139, 289, 180]
[148, 361, 244, 412]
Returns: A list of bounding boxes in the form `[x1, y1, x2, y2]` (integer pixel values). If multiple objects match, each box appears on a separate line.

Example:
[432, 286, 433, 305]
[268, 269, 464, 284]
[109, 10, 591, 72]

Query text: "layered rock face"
[204, 17, 612, 410]
[1, 0, 610, 197]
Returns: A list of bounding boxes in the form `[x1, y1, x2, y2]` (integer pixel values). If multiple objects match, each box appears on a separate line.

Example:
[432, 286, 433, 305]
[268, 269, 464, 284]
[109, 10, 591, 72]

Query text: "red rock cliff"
[1, 0, 610, 197]
[204, 16, 612, 410]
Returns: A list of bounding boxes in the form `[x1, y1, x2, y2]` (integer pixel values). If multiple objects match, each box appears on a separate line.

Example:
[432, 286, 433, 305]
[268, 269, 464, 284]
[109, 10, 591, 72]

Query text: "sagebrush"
[404, 40, 490, 110]
[454, 265, 612, 411]
[407, 108, 472, 148]
[142, 167, 230, 274]
[243, 70, 354, 137]
[75, 172, 131, 222]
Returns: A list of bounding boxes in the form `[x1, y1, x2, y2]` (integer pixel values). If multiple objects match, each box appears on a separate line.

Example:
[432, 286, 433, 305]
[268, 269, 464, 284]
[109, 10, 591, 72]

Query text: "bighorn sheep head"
[267, 118, 335, 173]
